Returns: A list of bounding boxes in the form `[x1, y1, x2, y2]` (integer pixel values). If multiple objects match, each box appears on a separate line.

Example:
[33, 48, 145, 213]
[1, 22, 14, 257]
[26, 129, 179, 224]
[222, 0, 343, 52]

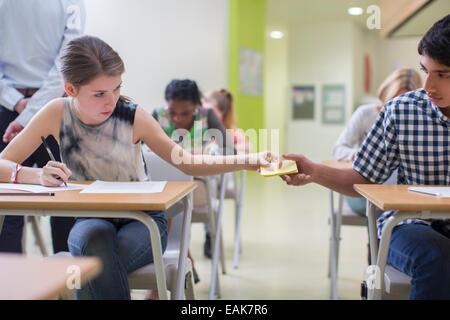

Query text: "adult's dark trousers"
[0, 105, 75, 253]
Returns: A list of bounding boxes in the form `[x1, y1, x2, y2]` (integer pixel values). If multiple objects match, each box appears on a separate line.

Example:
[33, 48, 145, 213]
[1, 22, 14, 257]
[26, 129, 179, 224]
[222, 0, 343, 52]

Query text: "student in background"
[153, 80, 236, 261]
[281, 14, 450, 299]
[332, 68, 422, 216]
[0, 0, 85, 254]
[0, 35, 276, 299]
[152, 80, 235, 157]
[202, 88, 252, 154]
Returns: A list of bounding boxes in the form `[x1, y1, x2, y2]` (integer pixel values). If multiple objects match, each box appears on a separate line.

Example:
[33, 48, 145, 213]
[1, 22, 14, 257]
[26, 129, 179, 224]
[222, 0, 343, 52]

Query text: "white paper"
[0, 183, 86, 193]
[408, 186, 450, 198]
[80, 180, 167, 194]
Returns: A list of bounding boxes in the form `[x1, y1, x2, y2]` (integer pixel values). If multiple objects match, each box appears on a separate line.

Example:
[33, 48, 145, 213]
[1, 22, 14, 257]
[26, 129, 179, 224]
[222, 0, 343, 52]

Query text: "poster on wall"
[322, 84, 345, 124]
[292, 86, 315, 120]
[239, 47, 263, 96]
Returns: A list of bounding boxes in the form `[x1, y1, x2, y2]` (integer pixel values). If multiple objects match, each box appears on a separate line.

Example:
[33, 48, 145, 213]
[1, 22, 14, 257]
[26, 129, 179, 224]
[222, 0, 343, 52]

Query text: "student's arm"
[134, 106, 275, 176]
[0, 99, 71, 186]
[280, 153, 372, 197]
[206, 108, 236, 155]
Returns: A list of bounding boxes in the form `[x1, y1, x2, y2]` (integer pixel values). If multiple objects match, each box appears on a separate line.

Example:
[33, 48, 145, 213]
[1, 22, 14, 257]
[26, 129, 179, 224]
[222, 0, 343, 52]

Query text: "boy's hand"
[279, 153, 315, 186]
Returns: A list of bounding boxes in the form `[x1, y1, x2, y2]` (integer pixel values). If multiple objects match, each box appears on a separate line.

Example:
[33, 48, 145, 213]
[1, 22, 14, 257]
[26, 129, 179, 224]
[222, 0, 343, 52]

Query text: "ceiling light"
[348, 7, 363, 15]
[270, 31, 284, 39]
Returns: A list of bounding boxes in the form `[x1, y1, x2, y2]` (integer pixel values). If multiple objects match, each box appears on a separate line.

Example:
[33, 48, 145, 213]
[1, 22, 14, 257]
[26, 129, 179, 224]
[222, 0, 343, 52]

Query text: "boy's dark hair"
[418, 14, 450, 67]
[164, 79, 202, 105]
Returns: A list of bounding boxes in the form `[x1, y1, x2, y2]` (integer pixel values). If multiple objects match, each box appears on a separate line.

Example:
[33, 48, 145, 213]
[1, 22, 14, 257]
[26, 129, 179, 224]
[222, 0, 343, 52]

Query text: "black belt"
[17, 88, 39, 97]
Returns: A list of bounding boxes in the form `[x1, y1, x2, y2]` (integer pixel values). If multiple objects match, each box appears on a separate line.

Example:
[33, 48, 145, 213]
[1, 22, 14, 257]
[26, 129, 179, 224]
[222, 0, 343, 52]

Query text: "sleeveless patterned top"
[59, 97, 148, 182]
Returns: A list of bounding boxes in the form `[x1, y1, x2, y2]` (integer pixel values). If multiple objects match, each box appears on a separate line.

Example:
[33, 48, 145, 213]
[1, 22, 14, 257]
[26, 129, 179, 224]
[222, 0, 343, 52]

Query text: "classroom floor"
[24, 173, 369, 300]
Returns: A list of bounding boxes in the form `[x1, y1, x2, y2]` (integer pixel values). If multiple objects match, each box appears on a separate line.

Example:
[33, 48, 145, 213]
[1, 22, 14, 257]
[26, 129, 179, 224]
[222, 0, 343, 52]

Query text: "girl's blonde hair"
[377, 68, 422, 105]
[204, 89, 236, 129]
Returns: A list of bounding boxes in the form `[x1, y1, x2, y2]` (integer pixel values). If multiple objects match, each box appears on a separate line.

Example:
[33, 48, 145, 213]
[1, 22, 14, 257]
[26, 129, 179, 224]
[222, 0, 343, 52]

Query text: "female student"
[332, 68, 422, 215]
[152, 79, 235, 156]
[202, 88, 251, 154]
[152, 80, 235, 262]
[0, 35, 276, 300]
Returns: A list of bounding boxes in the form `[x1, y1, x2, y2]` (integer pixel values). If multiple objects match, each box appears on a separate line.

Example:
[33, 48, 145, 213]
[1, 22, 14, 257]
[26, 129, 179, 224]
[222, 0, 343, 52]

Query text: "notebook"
[408, 186, 450, 198]
[260, 160, 298, 177]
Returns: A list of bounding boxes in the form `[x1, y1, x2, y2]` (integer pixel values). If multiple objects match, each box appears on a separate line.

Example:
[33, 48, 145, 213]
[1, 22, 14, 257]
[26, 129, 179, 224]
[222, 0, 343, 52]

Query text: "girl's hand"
[40, 161, 72, 187]
[246, 151, 282, 171]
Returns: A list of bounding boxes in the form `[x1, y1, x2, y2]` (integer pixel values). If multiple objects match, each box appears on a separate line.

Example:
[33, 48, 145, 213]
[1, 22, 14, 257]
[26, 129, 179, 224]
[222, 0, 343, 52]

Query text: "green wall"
[229, 0, 267, 150]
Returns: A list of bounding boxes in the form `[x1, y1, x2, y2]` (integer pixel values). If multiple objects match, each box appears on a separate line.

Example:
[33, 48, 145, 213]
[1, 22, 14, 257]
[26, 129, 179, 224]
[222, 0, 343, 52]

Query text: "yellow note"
[260, 160, 298, 177]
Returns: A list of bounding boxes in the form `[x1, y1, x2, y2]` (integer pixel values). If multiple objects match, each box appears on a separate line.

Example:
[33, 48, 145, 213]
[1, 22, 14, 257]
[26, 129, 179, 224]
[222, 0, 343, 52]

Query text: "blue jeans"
[344, 196, 366, 216]
[388, 223, 450, 299]
[68, 210, 168, 300]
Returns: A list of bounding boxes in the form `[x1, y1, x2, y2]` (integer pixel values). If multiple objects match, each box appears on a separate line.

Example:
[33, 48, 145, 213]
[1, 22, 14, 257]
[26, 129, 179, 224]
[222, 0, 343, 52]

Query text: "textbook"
[408, 186, 450, 198]
[260, 160, 298, 177]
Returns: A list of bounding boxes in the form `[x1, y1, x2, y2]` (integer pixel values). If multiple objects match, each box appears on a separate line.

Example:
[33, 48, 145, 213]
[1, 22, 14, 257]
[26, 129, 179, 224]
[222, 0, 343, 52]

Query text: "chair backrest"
[142, 151, 193, 254]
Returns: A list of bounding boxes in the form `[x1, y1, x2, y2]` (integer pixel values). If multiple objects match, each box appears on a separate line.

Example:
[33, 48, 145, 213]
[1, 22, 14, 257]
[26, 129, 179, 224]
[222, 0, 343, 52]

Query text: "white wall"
[283, 19, 424, 162]
[374, 36, 423, 89]
[84, 0, 229, 112]
[264, 25, 289, 153]
[286, 20, 353, 161]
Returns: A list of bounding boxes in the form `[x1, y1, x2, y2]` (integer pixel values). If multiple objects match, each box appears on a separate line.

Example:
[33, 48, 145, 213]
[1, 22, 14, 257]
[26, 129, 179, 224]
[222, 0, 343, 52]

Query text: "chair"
[223, 170, 246, 269]
[128, 151, 195, 299]
[52, 151, 195, 300]
[328, 195, 411, 300]
[358, 171, 416, 300]
[362, 202, 413, 300]
[191, 173, 227, 299]
[328, 167, 398, 300]
[327, 191, 366, 300]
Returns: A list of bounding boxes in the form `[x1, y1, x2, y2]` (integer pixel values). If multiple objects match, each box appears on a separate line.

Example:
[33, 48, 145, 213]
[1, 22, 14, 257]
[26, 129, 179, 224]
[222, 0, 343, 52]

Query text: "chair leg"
[184, 271, 196, 300]
[219, 225, 226, 275]
[233, 197, 243, 269]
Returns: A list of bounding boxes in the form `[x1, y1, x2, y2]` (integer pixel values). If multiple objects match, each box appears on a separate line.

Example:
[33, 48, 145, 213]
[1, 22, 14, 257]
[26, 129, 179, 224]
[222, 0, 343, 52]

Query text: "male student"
[281, 14, 450, 299]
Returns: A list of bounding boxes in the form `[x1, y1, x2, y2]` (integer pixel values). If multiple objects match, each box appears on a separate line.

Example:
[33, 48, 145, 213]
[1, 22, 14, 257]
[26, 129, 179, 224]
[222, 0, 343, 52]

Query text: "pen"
[0, 192, 55, 196]
[40, 136, 68, 188]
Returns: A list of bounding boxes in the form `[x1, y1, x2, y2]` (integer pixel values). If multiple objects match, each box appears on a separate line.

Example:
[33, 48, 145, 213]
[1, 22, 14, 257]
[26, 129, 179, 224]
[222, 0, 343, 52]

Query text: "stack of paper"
[260, 160, 298, 177]
[408, 186, 450, 198]
[0, 183, 86, 193]
[80, 181, 167, 194]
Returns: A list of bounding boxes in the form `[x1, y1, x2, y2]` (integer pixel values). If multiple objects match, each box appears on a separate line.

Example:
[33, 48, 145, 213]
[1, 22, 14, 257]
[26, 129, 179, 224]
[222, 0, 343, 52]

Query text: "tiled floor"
[25, 172, 369, 300]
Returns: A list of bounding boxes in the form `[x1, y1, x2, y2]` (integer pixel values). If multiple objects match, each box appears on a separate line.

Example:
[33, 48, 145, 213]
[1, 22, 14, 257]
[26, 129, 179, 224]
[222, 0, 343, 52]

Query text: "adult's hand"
[13, 97, 30, 114]
[3, 121, 24, 143]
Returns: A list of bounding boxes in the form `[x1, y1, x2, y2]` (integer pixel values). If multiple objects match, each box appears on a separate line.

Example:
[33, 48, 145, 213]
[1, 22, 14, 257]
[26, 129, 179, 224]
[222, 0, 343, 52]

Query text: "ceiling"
[267, 0, 380, 28]
[390, 0, 450, 37]
[266, 0, 449, 38]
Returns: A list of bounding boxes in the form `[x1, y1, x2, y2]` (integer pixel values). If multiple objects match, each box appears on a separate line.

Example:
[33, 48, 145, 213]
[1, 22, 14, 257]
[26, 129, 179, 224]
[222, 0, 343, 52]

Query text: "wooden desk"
[0, 253, 101, 300]
[0, 181, 197, 300]
[354, 184, 450, 299]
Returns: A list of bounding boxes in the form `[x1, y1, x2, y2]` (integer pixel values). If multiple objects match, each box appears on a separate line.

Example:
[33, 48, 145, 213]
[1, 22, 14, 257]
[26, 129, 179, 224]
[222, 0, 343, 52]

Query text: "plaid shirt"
[353, 89, 450, 238]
